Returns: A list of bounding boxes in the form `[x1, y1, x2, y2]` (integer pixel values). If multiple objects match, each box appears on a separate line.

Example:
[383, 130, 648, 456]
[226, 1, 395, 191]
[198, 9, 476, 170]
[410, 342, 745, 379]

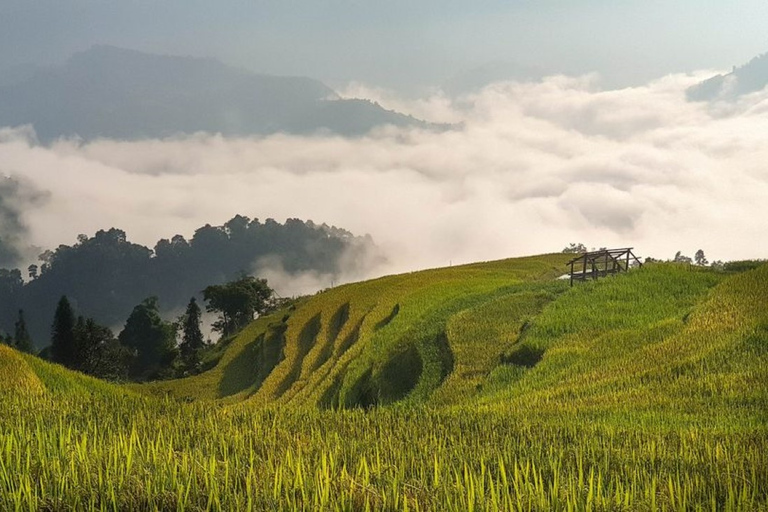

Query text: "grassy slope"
[139, 253, 572, 406]
[2, 254, 767, 510]
[5, 253, 766, 418]
[0, 343, 138, 400]
[142, 254, 767, 423]
[484, 263, 768, 425]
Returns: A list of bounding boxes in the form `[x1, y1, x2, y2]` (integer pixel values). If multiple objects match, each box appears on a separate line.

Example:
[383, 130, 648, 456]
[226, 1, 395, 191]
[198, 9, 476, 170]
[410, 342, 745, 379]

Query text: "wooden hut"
[566, 248, 642, 286]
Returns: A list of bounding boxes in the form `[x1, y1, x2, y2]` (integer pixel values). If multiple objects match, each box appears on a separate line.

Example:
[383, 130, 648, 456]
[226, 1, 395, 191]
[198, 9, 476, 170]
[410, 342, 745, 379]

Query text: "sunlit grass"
[1, 391, 765, 510]
[1, 255, 767, 510]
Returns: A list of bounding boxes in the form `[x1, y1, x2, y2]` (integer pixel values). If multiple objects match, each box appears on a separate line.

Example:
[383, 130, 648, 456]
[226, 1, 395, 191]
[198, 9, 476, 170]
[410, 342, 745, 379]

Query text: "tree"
[75, 318, 131, 380]
[72, 316, 92, 371]
[13, 309, 34, 353]
[88, 337, 133, 381]
[118, 297, 177, 379]
[179, 297, 205, 374]
[0, 268, 23, 338]
[51, 296, 77, 367]
[562, 242, 587, 254]
[694, 249, 709, 266]
[203, 276, 274, 337]
[673, 251, 692, 264]
[2, 218, 377, 345]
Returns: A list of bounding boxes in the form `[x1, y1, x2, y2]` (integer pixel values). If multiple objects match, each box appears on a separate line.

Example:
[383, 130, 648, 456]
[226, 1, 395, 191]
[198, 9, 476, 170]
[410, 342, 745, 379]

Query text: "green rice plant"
[1, 256, 766, 510]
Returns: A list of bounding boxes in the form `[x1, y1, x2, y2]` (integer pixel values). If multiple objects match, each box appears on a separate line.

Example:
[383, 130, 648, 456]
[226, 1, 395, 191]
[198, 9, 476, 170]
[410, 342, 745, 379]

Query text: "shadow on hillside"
[273, 313, 322, 398]
[318, 373, 345, 409]
[500, 344, 543, 368]
[375, 304, 400, 330]
[325, 331, 454, 410]
[312, 303, 349, 371]
[324, 344, 422, 410]
[218, 322, 287, 397]
[376, 343, 423, 404]
[335, 317, 364, 357]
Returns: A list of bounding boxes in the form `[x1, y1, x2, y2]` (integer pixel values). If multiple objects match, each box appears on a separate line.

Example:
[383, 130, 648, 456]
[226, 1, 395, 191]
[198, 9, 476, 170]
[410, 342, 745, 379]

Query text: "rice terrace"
[1, 252, 767, 510]
[3, 2, 768, 510]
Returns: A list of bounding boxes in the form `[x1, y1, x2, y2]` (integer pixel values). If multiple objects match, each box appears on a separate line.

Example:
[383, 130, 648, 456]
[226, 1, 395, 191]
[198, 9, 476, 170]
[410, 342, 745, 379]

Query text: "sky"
[1, 1, 768, 293]
[1, 1, 767, 91]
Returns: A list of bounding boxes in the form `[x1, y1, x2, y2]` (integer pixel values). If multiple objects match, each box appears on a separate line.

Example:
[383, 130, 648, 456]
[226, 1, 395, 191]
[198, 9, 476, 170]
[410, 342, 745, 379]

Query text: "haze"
[1, 1, 768, 293]
[2, 1, 767, 91]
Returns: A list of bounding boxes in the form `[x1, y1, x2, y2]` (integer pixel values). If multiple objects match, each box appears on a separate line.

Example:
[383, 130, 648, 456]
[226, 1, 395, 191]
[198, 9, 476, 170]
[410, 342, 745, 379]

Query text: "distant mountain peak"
[687, 52, 768, 102]
[0, 46, 427, 141]
[69, 45, 236, 74]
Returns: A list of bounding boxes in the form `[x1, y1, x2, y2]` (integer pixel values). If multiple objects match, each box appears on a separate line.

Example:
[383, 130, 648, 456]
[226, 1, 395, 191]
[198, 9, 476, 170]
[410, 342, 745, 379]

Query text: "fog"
[2, 72, 768, 291]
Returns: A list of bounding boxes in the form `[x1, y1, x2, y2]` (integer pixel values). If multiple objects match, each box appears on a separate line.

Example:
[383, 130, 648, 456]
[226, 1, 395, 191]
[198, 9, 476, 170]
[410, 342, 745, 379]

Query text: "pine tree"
[13, 309, 34, 353]
[51, 296, 77, 367]
[72, 315, 91, 372]
[179, 297, 205, 373]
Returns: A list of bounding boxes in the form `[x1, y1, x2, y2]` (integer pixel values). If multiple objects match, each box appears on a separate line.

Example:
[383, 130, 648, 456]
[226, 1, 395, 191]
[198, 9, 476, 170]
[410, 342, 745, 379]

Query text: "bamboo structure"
[566, 248, 642, 286]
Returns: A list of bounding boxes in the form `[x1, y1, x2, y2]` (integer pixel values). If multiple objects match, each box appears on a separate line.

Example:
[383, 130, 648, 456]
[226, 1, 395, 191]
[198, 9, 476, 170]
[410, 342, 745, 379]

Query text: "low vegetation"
[1, 254, 767, 510]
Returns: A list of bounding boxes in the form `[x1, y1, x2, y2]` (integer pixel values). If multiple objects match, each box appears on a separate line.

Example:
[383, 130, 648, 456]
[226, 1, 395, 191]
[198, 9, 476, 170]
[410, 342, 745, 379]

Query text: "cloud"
[253, 255, 338, 299]
[0, 72, 767, 285]
[0, 154, 49, 266]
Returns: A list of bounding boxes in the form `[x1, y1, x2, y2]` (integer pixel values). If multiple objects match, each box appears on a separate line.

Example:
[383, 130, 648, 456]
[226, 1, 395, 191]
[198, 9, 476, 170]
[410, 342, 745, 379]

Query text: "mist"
[1, 71, 767, 294]
[0, 171, 48, 267]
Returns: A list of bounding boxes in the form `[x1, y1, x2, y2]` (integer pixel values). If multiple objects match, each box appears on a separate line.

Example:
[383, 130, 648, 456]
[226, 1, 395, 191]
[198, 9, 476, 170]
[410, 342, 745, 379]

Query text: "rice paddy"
[1, 254, 766, 510]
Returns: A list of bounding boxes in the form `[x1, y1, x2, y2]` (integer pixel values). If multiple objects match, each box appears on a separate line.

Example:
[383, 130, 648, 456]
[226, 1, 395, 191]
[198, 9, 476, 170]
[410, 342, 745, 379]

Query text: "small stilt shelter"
[566, 248, 642, 286]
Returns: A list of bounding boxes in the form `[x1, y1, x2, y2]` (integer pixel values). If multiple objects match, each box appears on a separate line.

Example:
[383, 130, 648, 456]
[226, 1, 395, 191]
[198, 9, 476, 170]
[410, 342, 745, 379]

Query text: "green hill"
[140, 253, 572, 406]
[142, 254, 767, 423]
[1, 253, 767, 510]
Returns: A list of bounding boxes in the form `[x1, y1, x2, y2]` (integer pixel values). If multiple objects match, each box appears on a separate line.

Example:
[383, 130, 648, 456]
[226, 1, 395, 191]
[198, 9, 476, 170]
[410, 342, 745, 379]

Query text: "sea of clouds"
[1, 71, 767, 293]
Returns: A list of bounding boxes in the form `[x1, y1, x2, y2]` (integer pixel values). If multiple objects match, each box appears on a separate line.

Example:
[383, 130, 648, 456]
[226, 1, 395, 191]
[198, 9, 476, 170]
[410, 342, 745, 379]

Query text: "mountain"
[0, 63, 46, 88]
[0, 45, 425, 141]
[687, 52, 768, 101]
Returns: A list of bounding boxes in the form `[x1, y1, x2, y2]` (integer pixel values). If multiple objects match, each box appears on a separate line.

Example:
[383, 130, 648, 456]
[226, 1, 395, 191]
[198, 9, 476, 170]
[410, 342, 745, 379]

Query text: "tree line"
[2, 275, 277, 381]
[561, 243, 765, 271]
[0, 215, 380, 347]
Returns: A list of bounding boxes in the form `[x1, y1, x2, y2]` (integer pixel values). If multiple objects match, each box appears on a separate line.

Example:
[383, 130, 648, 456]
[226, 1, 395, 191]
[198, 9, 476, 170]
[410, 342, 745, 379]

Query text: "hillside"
[0, 45, 426, 141]
[143, 254, 768, 421]
[1, 254, 767, 509]
[140, 254, 571, 406]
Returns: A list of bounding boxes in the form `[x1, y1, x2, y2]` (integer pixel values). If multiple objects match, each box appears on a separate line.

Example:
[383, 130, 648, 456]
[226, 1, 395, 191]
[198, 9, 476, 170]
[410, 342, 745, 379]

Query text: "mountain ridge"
[687, 51, 768, 101]
[0, 45, 428, 141]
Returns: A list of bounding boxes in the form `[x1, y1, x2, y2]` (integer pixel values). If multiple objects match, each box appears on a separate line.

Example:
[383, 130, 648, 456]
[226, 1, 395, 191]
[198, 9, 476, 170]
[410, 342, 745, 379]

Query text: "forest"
[0, 215, 380, 349]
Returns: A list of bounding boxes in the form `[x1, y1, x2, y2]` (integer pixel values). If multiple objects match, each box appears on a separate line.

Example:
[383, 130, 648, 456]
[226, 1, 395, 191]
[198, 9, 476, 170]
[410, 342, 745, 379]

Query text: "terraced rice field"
[2, 254, 766, 510]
